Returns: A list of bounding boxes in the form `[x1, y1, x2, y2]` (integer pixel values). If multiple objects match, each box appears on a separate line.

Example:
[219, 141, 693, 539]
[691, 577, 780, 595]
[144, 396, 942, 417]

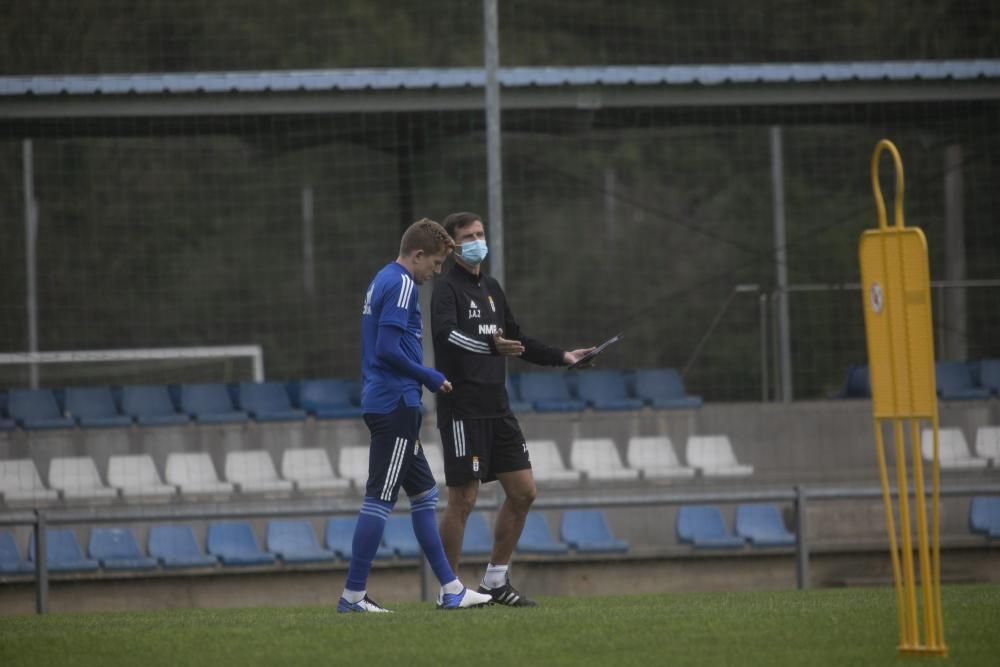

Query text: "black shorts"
[440, 413, 531, 486]
[362, 400, 437, 503]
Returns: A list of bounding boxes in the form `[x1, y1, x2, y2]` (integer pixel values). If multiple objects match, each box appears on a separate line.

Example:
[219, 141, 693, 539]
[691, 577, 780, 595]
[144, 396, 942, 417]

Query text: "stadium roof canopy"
[2, 60, 998, 118]
[1, 60, 998, 144]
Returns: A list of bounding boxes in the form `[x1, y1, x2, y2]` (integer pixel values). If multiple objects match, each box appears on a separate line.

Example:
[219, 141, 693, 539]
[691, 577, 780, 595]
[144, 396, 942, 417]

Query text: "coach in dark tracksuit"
[432, 211, 593, 607]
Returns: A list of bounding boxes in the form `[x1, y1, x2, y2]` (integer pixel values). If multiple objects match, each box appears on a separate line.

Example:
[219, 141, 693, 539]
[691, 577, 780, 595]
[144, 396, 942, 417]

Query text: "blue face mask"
[458, 239, 488, 265]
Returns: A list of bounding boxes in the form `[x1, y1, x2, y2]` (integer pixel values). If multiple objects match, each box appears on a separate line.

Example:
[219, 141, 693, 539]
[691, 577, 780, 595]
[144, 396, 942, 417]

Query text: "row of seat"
[0, 509, 627, 575]
[677, 504, 795, 548]
[838, 360, 1000, 401]
[528, 435, 751, 481]
[0, 449, 351, 506]
[7, 425, 991, 507]
[927, 427, 1000, 469]
[509, 368, 701, 412]
[0, 381, 361, 431]
[0, 367, 702, 432]
[5, 497, 996, 576]
[1, 434, 753, 506]
[675, 496, 1000, 549]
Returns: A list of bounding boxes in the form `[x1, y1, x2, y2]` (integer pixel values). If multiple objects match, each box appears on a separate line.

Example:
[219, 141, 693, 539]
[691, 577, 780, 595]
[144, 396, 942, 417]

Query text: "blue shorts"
[362, 400, 436, 503]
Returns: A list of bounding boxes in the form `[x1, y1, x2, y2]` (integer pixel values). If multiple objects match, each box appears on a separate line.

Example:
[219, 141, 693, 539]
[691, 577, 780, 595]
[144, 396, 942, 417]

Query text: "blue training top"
[360, 262, 444, 414]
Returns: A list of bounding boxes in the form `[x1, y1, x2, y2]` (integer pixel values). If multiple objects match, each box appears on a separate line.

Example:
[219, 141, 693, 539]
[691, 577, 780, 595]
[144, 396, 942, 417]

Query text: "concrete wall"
[2, 543, 997, 615]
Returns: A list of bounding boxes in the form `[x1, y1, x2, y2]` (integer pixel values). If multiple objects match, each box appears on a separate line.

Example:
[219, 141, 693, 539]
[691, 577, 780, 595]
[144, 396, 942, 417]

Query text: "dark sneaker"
[477, 578, 538, 607]
[337, 595, 392, 613]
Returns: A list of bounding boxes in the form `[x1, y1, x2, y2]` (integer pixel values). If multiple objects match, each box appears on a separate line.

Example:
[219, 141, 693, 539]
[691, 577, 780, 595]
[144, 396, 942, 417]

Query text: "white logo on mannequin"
[870, 282, 884, 314]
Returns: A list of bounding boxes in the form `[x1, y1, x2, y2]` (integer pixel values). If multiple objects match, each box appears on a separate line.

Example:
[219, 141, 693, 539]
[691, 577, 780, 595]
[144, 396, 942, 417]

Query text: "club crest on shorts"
[472, 456, 480, 472]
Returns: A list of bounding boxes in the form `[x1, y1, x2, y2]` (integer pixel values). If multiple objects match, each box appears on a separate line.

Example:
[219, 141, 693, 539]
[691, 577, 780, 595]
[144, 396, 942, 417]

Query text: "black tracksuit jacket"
[431, 263, 565, 426]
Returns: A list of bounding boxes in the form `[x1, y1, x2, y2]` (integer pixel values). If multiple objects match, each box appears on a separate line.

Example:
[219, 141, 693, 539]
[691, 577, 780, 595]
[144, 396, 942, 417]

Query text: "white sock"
[482, 563, 509, 589]
[441, 578, 464, 595]
[342, 588, 365, 604]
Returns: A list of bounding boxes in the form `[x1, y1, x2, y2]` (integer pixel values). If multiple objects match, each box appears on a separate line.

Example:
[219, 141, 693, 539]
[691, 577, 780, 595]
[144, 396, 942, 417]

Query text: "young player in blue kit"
[338, 218, 493, 613]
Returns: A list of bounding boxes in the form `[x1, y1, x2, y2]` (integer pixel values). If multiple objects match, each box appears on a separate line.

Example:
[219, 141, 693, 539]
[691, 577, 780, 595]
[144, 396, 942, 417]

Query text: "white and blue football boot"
[436, 587, 493, 610]
[337, 595, 392, 613]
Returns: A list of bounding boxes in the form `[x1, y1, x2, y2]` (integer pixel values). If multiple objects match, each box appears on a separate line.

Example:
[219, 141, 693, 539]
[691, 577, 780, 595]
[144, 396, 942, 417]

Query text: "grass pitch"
[1, 585, 998, 666]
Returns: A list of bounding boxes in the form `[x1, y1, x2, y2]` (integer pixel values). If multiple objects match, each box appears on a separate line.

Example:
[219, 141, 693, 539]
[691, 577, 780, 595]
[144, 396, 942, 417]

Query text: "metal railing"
[2, 482, 998, 614]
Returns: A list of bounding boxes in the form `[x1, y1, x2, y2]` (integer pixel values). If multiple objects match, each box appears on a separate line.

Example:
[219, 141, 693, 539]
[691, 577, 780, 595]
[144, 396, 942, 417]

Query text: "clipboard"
[568, 332, 624, 370]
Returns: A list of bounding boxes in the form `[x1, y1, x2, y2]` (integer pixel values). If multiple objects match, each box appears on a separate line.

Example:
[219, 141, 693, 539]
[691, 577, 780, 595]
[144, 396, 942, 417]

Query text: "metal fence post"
[794, 485, 810, 589]
[34, 509, 48, 615]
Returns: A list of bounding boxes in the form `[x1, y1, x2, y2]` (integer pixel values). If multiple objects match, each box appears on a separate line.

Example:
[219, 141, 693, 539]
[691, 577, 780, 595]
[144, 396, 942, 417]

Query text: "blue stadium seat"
[297, 379, 363, 420]
[575, 370, 644, 411]
[64, 387, 132, 428]
[236, 382, 306, 422]
[505, 375, 532, 413]
[969, 496, 1000, 538]
[632, 369, 703, 409]
[266, 520, 336, 564]
[734, 504, 795, 547]
[461, 512, 493, 556]
[0, 392, 18, 431]
[147, 525, 218, 569]
[560, 510, 629, 553]
[676, 506, 745, 549]
[834, 364, 871, 399]
[178, 384, 248, 424]
[29, 529, 100, 572]
[975, 359, 1000, 396]
[382, 516, 421, 558]
[206, 522, 277, 566]
[120, 385, 189, 426]
[88, 527, 158, 570]
[0, 531, 34, 575]
[517, 373, 586, 412]
[324, 517, 393, 561]
[935, 361, 990, 400]
[8, 389, 75, 430]
[516, 513, 569, 554]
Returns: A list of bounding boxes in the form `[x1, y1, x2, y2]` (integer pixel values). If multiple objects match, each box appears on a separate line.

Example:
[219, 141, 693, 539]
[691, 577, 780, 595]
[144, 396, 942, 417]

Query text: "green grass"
[1, 585, 998, 666]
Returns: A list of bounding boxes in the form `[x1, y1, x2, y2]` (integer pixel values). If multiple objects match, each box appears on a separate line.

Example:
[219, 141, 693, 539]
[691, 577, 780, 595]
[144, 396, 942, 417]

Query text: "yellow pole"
[893, 418, 919, 647]
[909, 419, 935, 645]
[931, 413, 946, 650]
[873, 419, 906, 646]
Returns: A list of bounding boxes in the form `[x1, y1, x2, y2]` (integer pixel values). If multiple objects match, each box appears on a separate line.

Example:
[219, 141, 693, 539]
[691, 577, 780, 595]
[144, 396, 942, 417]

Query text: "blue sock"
[344, 497, 394, 593]
[410, 487, 459, 586]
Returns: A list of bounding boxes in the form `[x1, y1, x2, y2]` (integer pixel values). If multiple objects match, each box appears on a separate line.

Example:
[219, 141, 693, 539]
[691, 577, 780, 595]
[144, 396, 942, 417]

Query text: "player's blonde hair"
[399, 218, 455, 257]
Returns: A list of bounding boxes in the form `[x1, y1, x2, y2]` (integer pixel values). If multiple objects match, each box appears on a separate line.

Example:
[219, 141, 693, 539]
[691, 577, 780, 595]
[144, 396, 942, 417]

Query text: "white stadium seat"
[920, 428, 988, 470]
[973, 426, 1000, 466]
[685, 435, 754, 477]
[224, 450, 294, 495]
[281, 448, 350, 493]
[0, 459, 60, 506]
[165, 452, 234, 498]
[626, 436, 696, 480]
[338, 445, 372, 489]
[570, 438, 639, 481]
[48, 456, 119, 503]
[107, 454, 177, 501]
[420, 442, 446, 482]
[526, 440, 581, 482]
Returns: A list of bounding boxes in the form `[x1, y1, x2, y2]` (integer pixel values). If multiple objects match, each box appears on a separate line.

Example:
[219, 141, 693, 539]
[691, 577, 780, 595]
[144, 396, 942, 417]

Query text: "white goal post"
[0, 345, 265, 383]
